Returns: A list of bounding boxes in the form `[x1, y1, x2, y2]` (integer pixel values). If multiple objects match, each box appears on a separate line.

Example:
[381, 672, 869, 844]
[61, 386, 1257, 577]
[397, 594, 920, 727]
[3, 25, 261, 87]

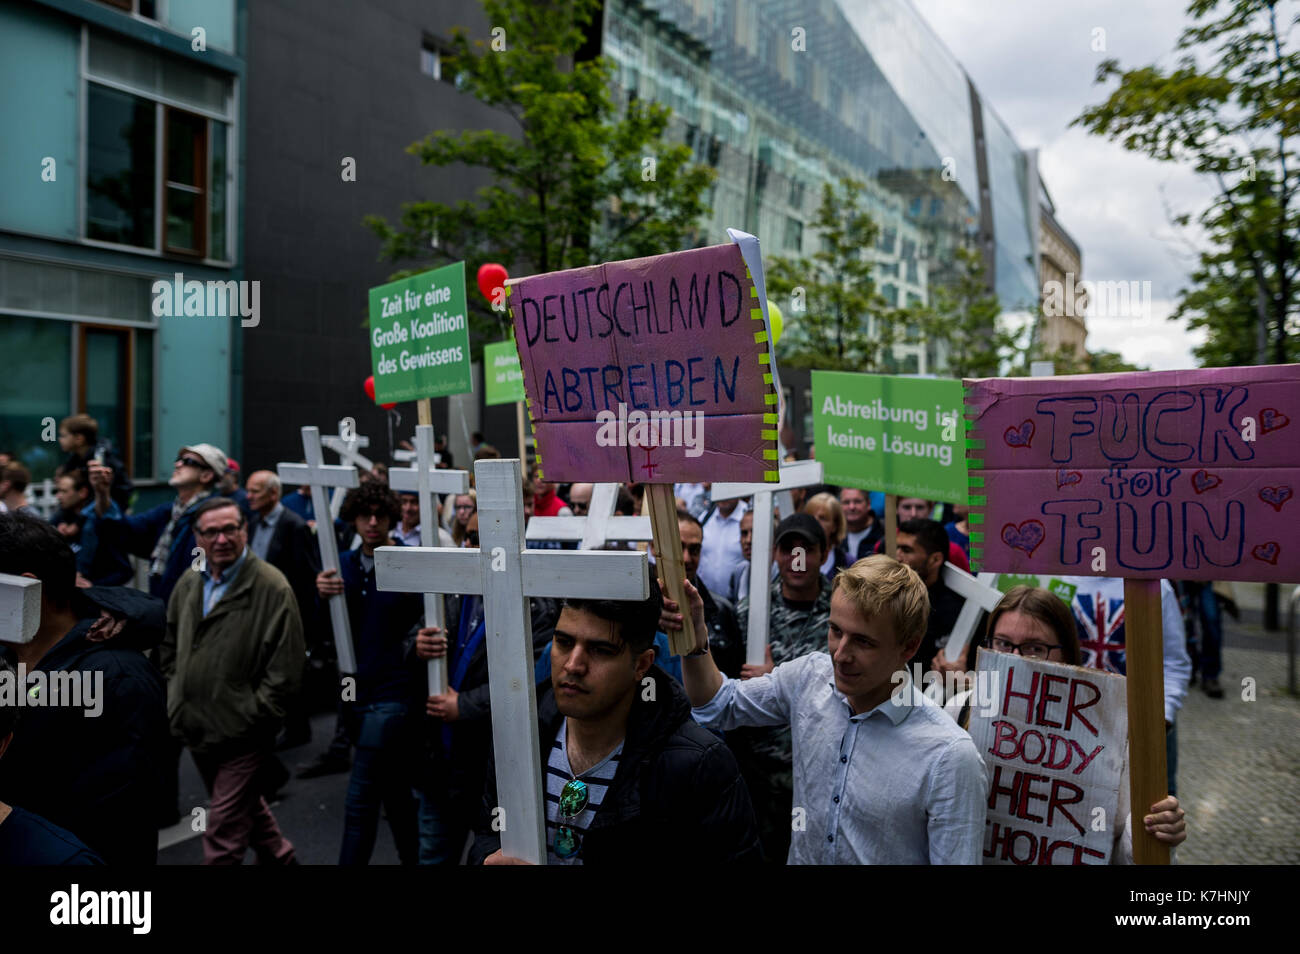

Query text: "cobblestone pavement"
[1176, 612, 1300, 865]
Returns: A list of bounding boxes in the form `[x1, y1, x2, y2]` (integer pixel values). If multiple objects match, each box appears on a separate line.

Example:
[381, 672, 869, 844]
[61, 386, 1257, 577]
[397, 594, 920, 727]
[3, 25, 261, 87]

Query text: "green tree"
[1073, 0, 1298, 367]
[364, 0, 714, 345]
[907, 245, 1025, 378]
[766, 178, 898, 371]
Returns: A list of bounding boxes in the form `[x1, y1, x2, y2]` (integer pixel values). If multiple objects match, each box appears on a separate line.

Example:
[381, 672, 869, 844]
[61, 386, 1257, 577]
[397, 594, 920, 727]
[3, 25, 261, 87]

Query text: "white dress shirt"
[698, 500, 748, 599]
[693, 653, 988, 864]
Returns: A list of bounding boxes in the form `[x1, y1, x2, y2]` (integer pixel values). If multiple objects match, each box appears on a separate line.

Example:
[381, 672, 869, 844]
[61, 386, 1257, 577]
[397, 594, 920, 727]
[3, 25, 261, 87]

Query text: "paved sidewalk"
[1176, 612, 1299, 864]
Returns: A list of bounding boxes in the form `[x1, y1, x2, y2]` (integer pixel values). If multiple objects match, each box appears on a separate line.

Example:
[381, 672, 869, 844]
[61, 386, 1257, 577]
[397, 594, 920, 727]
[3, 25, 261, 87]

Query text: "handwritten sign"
[968, 649, 1127, 865]
[368, 263, 473, 403]
[484, 339, 526, 406]
[506, 242, 778, 483]
[812, 371, 966, 501]
[965, 364, 1300, 581]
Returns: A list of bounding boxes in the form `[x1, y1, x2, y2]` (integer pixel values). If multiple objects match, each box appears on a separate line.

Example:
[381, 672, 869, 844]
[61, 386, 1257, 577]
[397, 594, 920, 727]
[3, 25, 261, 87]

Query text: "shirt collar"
[262, 502, 283, 526]
[209, 547, 249, 584]
[830, 668, 920, 726]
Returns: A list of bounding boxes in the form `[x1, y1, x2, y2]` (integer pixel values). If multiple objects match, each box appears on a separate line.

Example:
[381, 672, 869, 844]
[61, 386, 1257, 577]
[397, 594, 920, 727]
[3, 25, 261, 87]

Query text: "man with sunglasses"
[87, 443, 226, 604]
[161, 498, 304, 864]
[473, 579, 760, 865]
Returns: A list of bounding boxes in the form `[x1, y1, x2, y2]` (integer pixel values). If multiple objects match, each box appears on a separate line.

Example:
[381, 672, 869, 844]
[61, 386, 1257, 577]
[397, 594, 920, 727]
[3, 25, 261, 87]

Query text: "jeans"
[415, 787, 468, 865]
[1198, 586, 1223, 681]
[338, 701, 418, 865]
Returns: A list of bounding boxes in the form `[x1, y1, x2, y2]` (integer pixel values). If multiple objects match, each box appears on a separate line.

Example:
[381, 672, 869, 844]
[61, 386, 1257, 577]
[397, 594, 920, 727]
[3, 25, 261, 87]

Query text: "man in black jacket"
[0, 513, 169, 865]
[473, 579, 760, 865]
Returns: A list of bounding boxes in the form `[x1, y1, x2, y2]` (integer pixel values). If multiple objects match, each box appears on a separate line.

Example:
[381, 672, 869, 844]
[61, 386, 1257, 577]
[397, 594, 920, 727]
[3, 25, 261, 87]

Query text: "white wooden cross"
[711, 459, 824, 665]
[277, 425, 361, 675]
[27, 478, 58, 520]
[321, 421, 372, 520]
[0, 572, 41, 645]
[374, 459, 650, 866]
[388, 423, 470, 696]
[922, 564, 1005, 703]
[525, 482, 652, 551]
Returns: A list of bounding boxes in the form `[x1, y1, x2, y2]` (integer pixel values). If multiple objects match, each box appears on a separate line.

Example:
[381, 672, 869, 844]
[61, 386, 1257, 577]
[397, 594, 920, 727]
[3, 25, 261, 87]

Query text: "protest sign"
[964, 364, 1300, 581]
[812, 371, 967, 502]
[484, 339, 526, 406]
[505, 242, 779, 484]
[368, 263, 473, 403]
[968, 648, 1127, 865]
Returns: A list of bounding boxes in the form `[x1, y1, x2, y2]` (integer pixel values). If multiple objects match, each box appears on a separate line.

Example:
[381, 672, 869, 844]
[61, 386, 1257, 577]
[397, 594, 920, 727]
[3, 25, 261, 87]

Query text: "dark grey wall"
[241, 0, 512, 471]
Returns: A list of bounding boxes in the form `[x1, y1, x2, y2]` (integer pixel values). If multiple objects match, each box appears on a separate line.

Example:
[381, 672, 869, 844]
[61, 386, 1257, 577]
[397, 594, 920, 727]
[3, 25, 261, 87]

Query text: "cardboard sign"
[506, 242, 778, 483]
[965, 364, 1300, 581]
[995, 574, 1078, 604]
[368, 263, 473, 403]
[812, 371, 966, 500]
[484, 339, 526, 406]
[968, 649, 1127, 865]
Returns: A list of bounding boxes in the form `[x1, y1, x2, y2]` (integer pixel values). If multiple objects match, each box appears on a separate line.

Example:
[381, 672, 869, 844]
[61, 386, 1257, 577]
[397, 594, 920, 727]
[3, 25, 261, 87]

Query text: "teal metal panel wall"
[166, 0, 235, 54]
[0, 3, 79, 239]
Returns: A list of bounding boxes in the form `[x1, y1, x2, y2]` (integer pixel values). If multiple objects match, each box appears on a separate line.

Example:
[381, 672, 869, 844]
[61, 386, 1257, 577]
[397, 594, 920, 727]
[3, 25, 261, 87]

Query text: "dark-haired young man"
[0, 513, 169, 865]
[58, 414, 132, 511]
[316, 482, 424, 864]
[894, 518, 965, 672]
[473, 580, 760, 865]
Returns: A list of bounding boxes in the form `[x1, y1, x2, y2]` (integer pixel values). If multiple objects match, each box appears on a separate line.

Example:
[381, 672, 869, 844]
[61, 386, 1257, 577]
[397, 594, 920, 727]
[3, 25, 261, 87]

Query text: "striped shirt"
[545, 722, 623, 865]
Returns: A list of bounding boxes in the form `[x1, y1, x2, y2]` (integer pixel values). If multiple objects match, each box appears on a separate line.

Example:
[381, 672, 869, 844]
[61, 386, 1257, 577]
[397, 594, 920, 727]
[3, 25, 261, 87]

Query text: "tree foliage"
[766, 178, 899, 371]
[1073, 0, 1299, 366]
[364, 0, 714, 345]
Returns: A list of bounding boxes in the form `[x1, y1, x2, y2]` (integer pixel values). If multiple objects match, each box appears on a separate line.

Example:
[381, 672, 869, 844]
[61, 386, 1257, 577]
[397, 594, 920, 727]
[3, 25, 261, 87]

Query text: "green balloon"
[769, 301, 784, 344]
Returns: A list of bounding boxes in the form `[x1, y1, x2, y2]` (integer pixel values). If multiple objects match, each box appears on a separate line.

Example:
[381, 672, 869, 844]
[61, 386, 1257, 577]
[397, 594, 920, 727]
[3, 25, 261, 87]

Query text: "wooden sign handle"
[645, 483, 697, 657]
[884, 493, 897, 559]
[1123, 578, 1170, 865]
[416, 400, 449, 696]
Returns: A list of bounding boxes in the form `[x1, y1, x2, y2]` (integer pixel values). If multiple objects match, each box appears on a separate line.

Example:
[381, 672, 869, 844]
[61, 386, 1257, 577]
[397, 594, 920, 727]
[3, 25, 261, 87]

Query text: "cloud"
[909, 0, 1219, 370]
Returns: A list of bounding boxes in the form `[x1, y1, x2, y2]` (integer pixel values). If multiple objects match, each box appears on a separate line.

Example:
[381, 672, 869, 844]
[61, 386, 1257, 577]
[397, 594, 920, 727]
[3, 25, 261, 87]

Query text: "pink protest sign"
[505, 243, 778, 483]
[964, 364, 1300, 581]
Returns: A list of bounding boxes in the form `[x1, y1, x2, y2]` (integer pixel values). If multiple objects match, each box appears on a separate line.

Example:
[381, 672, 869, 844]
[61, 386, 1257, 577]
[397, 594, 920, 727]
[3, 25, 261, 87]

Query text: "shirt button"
[840, 755, 847, 763]
[827, 835, 834, 842]
[833, 795, 840, 804]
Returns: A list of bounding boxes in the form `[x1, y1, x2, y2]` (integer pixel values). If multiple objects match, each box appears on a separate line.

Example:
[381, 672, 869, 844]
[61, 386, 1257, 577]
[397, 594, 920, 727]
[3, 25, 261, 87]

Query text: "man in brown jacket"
[160, 497, 304, 864]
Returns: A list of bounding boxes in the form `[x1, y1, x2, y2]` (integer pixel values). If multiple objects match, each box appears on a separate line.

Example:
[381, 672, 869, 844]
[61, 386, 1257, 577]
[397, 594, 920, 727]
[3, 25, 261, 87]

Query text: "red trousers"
[192, 748, 295, 865]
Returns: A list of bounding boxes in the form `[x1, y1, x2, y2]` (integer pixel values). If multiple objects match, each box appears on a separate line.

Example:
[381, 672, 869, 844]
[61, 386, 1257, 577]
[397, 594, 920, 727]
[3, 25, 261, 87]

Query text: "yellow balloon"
[768, 301, 783, 344]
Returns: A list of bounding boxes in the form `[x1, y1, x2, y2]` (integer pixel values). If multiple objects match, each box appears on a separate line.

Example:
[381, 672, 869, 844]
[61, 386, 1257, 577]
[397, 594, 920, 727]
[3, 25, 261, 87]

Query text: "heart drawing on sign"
[1192, 469, 1222, 494]
[1252, 542, 1280, 565]
[1004, 420, 1034, 448]
[1260, 408, 1290, 434]
[1056, 468, 1083, 489]
[1001, 520, 1046, 558]
[1260, 486, 1294, 512]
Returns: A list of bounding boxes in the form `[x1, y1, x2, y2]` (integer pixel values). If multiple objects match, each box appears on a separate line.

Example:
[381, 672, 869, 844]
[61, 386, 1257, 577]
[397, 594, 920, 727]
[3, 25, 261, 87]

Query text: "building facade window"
[421, 39, 458, 85]
[84, 31, 235, 262]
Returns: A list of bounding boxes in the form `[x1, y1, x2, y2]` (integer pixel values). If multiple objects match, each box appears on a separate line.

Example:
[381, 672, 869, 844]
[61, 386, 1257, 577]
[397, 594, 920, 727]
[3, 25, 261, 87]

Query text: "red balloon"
[363, 375, 376, 401]
[381, 402, 397, 410]
[477, 263, 509, 304]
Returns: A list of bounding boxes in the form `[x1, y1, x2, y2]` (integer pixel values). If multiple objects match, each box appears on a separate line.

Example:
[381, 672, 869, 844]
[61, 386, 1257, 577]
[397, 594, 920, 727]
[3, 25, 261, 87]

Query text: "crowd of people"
[0, 417, 1219, 865]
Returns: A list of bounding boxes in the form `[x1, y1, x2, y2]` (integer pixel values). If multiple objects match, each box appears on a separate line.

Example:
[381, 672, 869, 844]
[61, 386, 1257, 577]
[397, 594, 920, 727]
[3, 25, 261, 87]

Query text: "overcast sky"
[910, 0, 1218, 369]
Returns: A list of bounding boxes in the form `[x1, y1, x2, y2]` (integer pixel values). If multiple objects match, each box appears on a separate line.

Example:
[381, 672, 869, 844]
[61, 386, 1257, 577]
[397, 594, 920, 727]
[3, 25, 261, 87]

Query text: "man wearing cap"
[219, 458, 253, 521]
[87, 443, 225, 604]
[728, 512, 831, 863]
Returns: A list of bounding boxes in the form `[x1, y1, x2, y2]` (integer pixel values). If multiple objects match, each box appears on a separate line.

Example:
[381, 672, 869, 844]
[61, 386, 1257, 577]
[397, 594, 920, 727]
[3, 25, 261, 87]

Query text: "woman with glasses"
[946, 586, 1187, 863]
[450, 491, 477, 546]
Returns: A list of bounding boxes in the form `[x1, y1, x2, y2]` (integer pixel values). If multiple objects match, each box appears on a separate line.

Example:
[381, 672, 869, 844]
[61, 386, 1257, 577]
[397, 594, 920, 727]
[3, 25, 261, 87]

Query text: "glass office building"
[601, 0, 1050, 373]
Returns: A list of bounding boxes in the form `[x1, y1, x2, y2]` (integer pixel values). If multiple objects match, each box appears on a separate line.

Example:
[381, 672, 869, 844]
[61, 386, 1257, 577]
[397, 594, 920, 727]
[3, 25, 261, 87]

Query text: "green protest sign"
[484, 339, 526, 406]
[812, 370, 966, 501]
[368, 262, 472, 403]
[995, 574, 1078, 604]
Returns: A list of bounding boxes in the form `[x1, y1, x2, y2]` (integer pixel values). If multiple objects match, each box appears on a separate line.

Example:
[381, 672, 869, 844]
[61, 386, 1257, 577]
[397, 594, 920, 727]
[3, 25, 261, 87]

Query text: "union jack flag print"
[1073, 588, 1127, 674]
